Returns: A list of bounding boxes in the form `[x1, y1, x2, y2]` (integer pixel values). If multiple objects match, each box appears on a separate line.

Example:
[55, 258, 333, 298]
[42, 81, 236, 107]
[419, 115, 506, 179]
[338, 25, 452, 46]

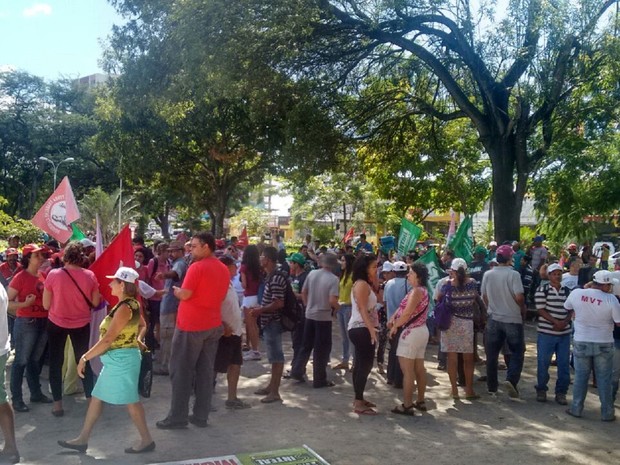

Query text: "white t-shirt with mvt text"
[564, 289, 620, 343]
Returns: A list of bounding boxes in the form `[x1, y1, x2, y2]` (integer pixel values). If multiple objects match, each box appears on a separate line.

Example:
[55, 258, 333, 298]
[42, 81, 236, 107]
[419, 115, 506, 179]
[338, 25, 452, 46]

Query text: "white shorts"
[242, 295, 259, 308]
[397, 325, 429, 360]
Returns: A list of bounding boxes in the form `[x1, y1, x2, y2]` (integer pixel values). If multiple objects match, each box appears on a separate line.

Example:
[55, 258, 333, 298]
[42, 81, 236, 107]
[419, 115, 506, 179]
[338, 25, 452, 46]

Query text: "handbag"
[434, 286, 453, 331]
[138, 349, 153, 398]
[392, 299, 428, 344]
[62, 268, 94, 308]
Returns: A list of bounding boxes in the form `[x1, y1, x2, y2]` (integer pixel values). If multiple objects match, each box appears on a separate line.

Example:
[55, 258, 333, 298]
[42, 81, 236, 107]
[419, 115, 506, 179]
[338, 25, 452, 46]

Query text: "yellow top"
[99, 298, 141, 350]
[339, 273, 353, 305]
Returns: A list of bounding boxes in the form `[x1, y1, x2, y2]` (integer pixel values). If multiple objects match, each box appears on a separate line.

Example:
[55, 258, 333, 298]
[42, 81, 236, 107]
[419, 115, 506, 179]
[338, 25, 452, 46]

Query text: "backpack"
[275, 270, 303, 332]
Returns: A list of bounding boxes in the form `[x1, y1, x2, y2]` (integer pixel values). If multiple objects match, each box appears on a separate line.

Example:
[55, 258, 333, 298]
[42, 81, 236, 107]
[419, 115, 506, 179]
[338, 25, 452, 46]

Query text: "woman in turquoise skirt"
[58, 267, 155, 455]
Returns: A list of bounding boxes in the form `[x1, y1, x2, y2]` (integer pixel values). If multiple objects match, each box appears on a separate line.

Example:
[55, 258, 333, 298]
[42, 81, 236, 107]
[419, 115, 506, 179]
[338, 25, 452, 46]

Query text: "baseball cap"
[474, 245, 487, 256]
[489, 241, 497, 247]
[5, 248, 18, 256]
[80, 238, 96, 248]
[496, 244, 514, 258]
[106, 266, 139, 284]
[392, 261, 408, 272]
[533, 235, 544, 243]
[547, 263, 563, 274]
[288, 252, 306, 266]
[381, 261, 394, 273]
[21, 243, 46, 257]
[592, 270, 619, 285]
[450, 258, 468, 271]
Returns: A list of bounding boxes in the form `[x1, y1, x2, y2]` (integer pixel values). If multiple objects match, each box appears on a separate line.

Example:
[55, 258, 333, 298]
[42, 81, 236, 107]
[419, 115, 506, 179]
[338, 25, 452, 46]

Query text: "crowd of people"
[0, 231, 619, 462]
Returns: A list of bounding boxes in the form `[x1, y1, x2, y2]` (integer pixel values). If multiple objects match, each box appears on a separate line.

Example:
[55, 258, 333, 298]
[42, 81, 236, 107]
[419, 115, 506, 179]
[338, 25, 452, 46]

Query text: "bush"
[0, 210, 43, 244]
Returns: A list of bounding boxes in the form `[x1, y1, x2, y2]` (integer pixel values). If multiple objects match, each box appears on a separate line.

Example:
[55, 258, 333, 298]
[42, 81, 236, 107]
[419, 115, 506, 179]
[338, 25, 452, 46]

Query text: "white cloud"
[23, 3, 52, 18]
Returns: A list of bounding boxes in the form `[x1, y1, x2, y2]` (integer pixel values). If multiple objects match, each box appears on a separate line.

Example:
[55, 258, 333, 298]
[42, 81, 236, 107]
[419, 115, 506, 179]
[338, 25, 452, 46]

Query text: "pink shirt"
[394, 287, 429, 338]
[147, 258, 169, 301]
[45, 268, 99, 328]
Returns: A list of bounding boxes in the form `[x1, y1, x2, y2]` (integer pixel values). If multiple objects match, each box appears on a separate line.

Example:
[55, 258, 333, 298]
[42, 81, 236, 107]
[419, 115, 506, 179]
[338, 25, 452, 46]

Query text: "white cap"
[450, 258, 468, 271]
[547, 263, 563, 274]
[106, 266, 139, 284]
[592, 270, 619, 285]
[80, 238, 96, 248]
[381, 262, 394, 272]
[489, 241, 497, 247]
[392, 261, 408, 272]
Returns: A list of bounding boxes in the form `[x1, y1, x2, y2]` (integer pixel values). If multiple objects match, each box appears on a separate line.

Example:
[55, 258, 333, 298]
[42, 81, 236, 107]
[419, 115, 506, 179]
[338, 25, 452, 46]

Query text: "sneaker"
[225, 399, 251, 409]
[332, 361, 349, 370]
[503, 380, 519, 399]
[555, 394, 568, 405]
[487, 390, 498, 398]
[243, 351, 261, 361]
[437, 364, 446, 371]
[536, 390, 547, 402]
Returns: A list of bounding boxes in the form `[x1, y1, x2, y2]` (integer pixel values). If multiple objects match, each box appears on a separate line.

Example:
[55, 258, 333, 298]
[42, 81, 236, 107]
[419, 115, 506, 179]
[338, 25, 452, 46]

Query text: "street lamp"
[39, 156, 75, 189]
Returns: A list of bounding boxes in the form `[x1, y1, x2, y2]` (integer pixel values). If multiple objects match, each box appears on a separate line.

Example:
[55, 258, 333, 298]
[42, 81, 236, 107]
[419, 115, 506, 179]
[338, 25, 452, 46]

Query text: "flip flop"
[363, 400, 377, 408]
[354, 407, 378, 415]
[254, 387, 270, 396]
[465, 394, 481, 400]
[260, 396, 283, 404]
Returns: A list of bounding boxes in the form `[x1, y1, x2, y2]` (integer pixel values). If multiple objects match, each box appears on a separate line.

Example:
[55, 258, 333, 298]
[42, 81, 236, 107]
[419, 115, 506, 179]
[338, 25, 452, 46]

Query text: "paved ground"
[8, 321, 620, 464]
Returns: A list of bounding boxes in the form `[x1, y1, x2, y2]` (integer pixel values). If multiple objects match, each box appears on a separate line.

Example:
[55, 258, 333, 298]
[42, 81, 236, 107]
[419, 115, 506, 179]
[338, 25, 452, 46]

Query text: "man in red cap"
[481, 244, 526, 399]
[0, 249, 21, 285]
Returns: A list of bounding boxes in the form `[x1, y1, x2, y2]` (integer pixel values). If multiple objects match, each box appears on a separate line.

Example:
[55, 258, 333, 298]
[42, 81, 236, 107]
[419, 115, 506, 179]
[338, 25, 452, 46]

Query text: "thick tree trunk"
[485, 139, 525, 243]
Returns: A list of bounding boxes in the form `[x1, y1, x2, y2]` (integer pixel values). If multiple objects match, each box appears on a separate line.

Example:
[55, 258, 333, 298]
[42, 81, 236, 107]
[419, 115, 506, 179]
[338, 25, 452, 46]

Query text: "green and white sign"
[397, 218, 422, 257]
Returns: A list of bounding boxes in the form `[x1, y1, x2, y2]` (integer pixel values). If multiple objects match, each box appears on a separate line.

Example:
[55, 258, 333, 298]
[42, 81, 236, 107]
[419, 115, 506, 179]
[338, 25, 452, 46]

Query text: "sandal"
[354, 407, 378, 415]
[254, 387, 271, 396]
[413, 400, 427, 411]
[391, 404, 415, 416]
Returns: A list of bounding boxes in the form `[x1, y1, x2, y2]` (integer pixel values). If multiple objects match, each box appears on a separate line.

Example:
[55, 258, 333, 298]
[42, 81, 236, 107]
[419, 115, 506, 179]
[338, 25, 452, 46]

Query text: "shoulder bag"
[434, 285, 453, 331]
[62, 268, 94, 309]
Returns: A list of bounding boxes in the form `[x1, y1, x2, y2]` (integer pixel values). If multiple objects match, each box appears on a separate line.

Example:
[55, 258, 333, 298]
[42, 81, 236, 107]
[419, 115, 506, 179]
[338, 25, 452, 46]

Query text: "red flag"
[342, 227, 355, 244]
[31, 176, 80, 243]
[237, 227, 249, 247]
[89, 224, 134, 307]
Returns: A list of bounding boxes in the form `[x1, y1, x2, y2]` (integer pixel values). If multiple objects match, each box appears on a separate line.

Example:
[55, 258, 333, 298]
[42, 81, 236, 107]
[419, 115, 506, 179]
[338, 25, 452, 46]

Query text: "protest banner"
[148, 445, 330, 465]
[397, 218, 422, 257]
[31, 176, 80, 243]
[415, 247, 447, 315]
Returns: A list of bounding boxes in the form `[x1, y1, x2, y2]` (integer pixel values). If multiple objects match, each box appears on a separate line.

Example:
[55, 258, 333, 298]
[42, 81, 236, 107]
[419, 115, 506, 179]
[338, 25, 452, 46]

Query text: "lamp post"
[39, 156, 75, 189]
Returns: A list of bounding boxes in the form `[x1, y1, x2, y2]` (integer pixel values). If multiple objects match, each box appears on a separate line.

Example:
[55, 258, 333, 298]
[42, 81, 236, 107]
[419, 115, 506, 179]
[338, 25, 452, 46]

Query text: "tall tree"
[201, 0, 620, 242]
[99, 0, 343, 236]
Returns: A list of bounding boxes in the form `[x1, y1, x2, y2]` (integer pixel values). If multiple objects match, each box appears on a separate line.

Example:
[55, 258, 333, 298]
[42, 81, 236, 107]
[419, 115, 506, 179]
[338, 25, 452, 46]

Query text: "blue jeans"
[485, 318, 525, 393]
[337, 305, 352, 363]
[536, 333, 571, 395]
[612, 339, 620, 401]
[10, 317, 48, 402]
[571, 341, 615, 420]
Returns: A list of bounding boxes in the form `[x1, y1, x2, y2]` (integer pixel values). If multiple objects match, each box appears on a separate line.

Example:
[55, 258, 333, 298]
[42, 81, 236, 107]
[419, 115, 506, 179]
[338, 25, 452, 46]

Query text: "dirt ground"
[9, 321, 620, 465]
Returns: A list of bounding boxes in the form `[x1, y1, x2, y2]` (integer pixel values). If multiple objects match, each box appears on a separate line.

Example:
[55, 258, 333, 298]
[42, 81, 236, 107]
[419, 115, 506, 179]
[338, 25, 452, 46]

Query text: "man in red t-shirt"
[0, 249, 21, 285]
[156, 232, 229, 430]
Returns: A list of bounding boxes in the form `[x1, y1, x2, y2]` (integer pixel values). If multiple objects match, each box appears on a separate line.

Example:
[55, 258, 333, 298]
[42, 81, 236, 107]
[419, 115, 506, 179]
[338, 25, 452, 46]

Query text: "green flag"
[448, 215, 474, 262]
[397, 218, 422, 257]
[69, 223, 86, 241]
[415, 247, 446, 305]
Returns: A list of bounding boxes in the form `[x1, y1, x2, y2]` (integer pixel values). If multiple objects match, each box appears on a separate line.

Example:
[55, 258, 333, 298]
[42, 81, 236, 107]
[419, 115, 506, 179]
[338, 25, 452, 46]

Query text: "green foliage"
[474, 222, 495, 246]
[312, 225, 336, 245]
[228, 206, 270, 237]
[77, 187, 139, 245]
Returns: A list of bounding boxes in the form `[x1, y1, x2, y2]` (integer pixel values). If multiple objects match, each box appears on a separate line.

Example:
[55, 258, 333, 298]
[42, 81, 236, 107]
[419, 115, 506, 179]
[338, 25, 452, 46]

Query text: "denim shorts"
[262, 319, 284, 364]
[0, 353, 8, 404]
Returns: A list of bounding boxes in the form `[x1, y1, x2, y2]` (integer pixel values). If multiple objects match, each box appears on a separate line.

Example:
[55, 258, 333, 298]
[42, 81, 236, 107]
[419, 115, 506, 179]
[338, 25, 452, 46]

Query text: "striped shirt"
[534, 283, 571, 335]
[259, 269, 288, 326]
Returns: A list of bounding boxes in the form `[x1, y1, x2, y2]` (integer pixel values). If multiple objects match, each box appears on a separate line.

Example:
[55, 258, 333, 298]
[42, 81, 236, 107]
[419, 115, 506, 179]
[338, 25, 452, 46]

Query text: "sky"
[0, 1, 123, 80]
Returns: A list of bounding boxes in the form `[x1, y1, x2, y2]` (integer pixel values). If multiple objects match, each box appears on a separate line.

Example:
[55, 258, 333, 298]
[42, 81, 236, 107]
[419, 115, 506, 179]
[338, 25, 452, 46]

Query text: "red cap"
[21, 243, 46, 257]
[496, 244, 514, 258]
[4, 248, 18, 256]
[215, 239, 226, 249]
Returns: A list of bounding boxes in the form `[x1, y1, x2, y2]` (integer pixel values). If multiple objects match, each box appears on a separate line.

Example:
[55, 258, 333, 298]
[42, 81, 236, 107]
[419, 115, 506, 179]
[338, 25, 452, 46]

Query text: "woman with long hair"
[436, 258, 479, 400]
[43, 241, 100, 417]
[334, 254, 355, 370]
[240, 245, 263, 360]
[388, 262, 430, 415]
[348, 254, 379, 415]
[58, 266, 154, 454]
[7, 244, 52, 413]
